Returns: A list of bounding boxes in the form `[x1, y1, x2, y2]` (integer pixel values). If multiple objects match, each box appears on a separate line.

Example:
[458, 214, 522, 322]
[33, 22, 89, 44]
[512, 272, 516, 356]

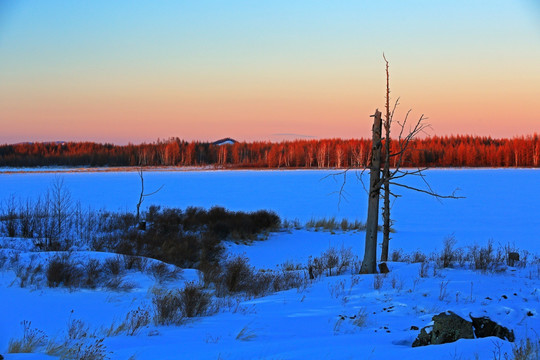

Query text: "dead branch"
[388, 182, 464, 199]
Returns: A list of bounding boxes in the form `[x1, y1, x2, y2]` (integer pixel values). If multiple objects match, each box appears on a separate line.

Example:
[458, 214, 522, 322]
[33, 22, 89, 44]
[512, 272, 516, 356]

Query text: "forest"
[0, 135, 539, 168]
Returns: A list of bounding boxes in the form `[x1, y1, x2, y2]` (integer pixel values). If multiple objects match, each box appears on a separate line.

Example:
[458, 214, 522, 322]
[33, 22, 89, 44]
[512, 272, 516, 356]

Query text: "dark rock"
[502, 295, 508, 299]
[410, 325, 419, 330]
[412, 311, 474, 347]
[378, 263, 390, 274]
[412, 326, 432, 347]
[469, 314, 515, 342]
[0, 354, 4, 360]
[431, 311, 474, 345]
[413, 311, 516, 348]
[527, 311, 534, 317]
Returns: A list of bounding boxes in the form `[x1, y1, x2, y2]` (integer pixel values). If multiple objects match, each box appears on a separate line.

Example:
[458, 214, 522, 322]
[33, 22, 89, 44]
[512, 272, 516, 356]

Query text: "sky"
[0, 1, 539, 144]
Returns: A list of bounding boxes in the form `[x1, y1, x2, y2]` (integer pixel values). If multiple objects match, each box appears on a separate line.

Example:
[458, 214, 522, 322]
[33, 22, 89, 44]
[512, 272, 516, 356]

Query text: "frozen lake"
[0, 168, 539, 253]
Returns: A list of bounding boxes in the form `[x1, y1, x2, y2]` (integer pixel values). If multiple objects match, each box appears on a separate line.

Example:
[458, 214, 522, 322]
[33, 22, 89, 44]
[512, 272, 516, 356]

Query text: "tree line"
[0, 135, 539, 168]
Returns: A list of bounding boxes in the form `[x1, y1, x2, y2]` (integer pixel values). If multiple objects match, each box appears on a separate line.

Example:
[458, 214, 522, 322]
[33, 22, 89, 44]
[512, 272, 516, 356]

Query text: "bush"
[180, 281, 212, 318]
[103, 256, 124, 276]
[390, 249, 404, 262]
[84, 259, 101, 289]
[152, 283, 211, 324]
[469, 240, 504, 271]
[220, 256, 254, 294]
[148, 262, 181, 283]
[411, 250, 427, 263]
[436, 236, 457, 268]
[308, 247, 357, 278]
[211, 256, 306, 297]
[46, 254, 83, 288]
[122, 255, 148, 272]
[152, 288, 183, 325]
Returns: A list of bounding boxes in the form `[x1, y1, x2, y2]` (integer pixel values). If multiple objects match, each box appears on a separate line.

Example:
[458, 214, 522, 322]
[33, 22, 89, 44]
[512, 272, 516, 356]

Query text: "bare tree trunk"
[136, 168, 145, 224]
[361, 109, 382, 274]
[381, 56, 392, 262]
[136, 167, 164, 228]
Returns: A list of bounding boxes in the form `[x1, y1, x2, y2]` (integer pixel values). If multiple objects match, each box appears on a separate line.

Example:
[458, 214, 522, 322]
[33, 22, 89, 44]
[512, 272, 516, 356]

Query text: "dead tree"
[381, 54, 392, 262]
[359, 57, 463, 273]
[360, 110, 383, 274]
[136, 167, 164, 227]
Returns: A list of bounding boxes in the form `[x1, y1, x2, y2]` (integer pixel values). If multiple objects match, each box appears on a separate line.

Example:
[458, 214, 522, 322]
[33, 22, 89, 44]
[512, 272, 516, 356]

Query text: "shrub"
[419, 261, 429, 278]
[1, 194, 18, 238]
[148, 262, 181, 283]
[469, 240, 503, 271]
[390, 249, 404, 262]
[152, 288, 183, 325]
[104, 277, 135, 292]
[14, 261, 43, 288]
[436, 236, 457, 268]
[152, 283, 211, 324]
[411, 250, 427, 263]
[98, 211, 136, 233]
[179, 281, 212, 318]
[308, 247, 356, 277]
[84, 259, 101, 289]
[46, 254, 83, 288]
[103, 256, 124, 276]
[211, 256, 306, 297]
[123, 307, 151, 336]
[122, 255, 148, 272]
[220, 256, 254, 294]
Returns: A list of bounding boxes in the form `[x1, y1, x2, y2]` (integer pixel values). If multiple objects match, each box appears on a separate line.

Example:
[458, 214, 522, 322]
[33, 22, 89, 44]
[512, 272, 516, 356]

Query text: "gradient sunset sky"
[1, 1, 539, 144]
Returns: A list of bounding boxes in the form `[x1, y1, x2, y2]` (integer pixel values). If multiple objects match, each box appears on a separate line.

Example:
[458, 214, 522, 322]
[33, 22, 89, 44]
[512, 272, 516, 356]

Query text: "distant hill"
[212, 138, 237, 146]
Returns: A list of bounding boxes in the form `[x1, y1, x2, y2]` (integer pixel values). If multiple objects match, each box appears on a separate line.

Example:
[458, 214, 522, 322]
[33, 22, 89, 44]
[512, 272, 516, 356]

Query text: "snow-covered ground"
[0, 169, 539, 359]
[1, 169, 539, 252]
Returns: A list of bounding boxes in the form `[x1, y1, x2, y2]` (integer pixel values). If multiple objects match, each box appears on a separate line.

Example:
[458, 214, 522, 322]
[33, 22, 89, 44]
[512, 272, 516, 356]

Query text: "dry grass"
[102, 307, 151, 337]
[8, 321, 48, 353]
[305, 217, 366, 232]
[352, 308, 369, 328]
[373, 274, 385, 290]
[236, 325, 257, 341]
[512, 337, 540, 360]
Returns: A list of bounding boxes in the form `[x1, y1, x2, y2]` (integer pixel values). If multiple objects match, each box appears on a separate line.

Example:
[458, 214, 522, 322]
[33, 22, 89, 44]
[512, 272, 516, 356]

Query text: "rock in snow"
[413, 311, 514, 347]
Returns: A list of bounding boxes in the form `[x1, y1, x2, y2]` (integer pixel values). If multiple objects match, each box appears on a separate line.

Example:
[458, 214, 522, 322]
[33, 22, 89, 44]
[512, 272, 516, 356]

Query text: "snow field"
[1, 169, 539, 253]
[1, 247, 539, 359]
[0, 169, 539, 359]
